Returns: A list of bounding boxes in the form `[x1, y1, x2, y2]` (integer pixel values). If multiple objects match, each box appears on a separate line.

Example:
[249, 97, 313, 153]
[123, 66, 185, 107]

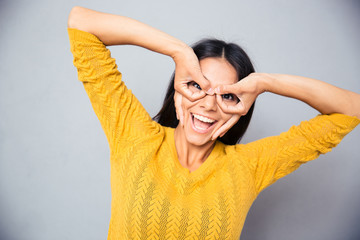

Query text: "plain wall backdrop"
[0, 0, 359, 239]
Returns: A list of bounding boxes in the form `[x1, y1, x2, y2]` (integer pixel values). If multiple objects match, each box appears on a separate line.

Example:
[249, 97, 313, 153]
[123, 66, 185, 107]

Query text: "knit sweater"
[68, 28, 360, 240]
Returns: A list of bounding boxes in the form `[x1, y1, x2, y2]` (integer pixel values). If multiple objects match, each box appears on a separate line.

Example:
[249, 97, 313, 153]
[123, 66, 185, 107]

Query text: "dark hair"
[153, 39, 255, 145]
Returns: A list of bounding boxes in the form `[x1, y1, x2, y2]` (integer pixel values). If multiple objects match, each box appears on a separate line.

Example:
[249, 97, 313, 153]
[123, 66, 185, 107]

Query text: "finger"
[212, 116, 240, 140]
[176, 85, 207, 102]
[215, 94, 246, 115]
[174, 92, 184, 127]
[211, 115, 240, 140]
[215, 84, 239, 95]
[179, 95, 184, 127]
[195, 74, 211, 92]
[174, 92, 180, 121]
[190, 89, 207, 100]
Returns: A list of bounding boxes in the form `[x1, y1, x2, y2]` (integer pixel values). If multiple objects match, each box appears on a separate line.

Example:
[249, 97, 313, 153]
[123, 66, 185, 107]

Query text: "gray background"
[0, 0, 359, 239]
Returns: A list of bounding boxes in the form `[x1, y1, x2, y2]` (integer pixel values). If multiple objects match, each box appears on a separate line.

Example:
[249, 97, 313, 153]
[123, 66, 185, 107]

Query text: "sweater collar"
[164, 127, 226, 183]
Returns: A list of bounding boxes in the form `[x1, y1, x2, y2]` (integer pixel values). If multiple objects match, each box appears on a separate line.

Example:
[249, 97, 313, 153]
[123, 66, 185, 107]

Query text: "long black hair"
[153, 38, 255, 145]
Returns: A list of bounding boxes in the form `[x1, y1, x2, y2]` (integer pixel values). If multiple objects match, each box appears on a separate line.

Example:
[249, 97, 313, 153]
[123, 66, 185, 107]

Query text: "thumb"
[215, 83, 239, 95]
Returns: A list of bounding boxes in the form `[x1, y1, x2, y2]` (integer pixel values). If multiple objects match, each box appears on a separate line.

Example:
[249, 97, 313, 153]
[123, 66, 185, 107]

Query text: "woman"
[67, 6, 360, 240]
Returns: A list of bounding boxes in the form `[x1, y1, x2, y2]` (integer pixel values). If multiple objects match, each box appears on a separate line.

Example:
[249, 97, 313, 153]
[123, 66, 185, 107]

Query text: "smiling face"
[176, 57, 239, 146]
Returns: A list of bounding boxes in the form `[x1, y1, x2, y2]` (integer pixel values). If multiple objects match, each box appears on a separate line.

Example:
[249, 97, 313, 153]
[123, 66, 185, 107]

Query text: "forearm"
[67, 6, 189, 58]
[260, 73, 360, 118]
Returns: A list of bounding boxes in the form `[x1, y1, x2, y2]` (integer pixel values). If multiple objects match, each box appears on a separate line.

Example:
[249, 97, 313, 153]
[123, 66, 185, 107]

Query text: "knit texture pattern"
[68, 28, 360, 240]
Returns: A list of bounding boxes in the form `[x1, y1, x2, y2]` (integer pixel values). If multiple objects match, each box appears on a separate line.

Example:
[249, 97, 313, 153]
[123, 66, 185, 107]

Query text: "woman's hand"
[212, 71, 360, 140]
[68, 7, 216, 126]
[211, 73, 266, 140]
[172, 47, 212, 126]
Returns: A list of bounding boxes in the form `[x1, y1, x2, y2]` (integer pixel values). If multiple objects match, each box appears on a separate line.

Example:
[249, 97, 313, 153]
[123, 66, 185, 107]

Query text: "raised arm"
[68, 6, 188, 55]
[212, 73, 360, 139]
[225, 74, 360, 193]
[260, 73, 360, 118]
[68, 6, 209, 108]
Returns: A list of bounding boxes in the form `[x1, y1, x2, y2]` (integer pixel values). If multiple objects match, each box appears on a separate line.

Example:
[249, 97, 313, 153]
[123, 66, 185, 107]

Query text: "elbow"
[349, 92, 360, 119]
[337, 91, 360, 119]
[67, 6, 86, 29]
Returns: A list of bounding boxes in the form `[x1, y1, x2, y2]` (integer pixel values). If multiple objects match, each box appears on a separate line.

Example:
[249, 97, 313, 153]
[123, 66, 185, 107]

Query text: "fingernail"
[206, 88, 214, 95]
[215, 87, 220, 94]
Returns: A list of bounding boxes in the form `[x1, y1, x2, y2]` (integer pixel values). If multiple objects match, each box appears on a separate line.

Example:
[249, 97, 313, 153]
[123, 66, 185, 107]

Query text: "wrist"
[250, 73, 274, 95]
[258, 73, 274, 93]
[171, 43, 193, 63]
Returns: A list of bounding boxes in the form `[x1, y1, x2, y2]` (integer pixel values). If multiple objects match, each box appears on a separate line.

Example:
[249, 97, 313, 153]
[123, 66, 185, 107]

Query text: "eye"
[188, 81, 202, 91]
[222, 94, 239, 103]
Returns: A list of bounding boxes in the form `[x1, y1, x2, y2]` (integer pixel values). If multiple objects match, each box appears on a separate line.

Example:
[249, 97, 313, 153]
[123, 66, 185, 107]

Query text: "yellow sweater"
[68, 28, 360, 240]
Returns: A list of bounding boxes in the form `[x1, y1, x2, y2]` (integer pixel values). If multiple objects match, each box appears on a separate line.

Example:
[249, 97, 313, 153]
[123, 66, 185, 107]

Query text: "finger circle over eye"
[215, 94, 227, 112]
[177, 88, 197, 101]
[216, 95, 245, 115]
[189, 90, 207, 101]
[216, 94, 231, 112]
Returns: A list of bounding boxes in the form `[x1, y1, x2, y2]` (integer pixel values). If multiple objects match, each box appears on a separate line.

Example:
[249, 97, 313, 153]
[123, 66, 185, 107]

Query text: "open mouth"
[190, 113, 217, 134]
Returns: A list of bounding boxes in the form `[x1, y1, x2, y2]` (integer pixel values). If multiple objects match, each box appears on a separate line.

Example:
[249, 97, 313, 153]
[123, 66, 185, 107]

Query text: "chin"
[184, 120, 216, 147]
[184, 132, 213, 146]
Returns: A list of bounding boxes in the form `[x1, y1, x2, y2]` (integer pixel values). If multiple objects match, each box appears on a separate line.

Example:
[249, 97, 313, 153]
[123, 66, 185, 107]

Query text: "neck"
[174, 125, 215, 172]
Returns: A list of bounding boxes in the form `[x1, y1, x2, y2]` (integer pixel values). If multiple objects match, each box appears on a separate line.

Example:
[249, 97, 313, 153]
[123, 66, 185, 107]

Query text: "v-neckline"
[166, 127, 223, 180]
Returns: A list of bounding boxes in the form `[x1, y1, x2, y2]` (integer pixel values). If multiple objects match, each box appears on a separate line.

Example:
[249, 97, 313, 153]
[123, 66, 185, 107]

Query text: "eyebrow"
[203, 75, 210, 81]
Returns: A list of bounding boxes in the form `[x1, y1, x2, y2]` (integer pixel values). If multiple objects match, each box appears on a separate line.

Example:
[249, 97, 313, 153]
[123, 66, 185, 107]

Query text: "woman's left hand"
[211, 73, 267, 140]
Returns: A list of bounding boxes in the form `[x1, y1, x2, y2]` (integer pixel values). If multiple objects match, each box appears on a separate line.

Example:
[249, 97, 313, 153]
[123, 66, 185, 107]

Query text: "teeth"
[193, 114, 215, 123]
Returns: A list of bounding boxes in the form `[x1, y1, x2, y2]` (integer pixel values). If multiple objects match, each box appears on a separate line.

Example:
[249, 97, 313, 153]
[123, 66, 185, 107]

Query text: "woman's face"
[177, 57, 239, 146]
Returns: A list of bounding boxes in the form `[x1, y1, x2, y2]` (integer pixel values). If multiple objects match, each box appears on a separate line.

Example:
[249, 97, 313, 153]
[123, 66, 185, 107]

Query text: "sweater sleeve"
[68, 28, 161, 153]
[239, 113, 360, 194]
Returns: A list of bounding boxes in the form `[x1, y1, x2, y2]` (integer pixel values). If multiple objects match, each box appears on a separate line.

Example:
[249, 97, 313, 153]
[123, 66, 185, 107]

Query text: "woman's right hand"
[172, 46, 212, 126]
[68, 7, 211, 126]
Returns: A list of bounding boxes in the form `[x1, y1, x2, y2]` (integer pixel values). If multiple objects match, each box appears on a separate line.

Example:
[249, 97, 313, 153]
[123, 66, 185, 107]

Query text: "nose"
[199, 94, 217, 111]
